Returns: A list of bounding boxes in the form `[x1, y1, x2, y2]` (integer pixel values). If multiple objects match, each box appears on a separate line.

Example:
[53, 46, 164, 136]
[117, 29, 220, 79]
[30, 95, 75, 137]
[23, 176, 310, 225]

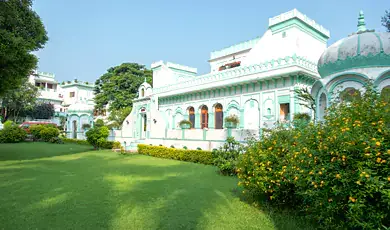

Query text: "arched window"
[188, 107, 195, 128]
[141, 88, 145, 97]
[201, 105, 208, 129]
[215, 103, 223, 129]
[340, 87, 361, 102]
[381, 86, 390, 102]
[318, 93, 327, 120]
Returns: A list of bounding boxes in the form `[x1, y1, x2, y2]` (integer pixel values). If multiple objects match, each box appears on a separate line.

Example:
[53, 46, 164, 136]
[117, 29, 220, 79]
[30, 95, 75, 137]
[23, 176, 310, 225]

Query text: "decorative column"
[209, 112, 214, 129]
[194, 113, 200, 129]
[239, 109, 245, 129]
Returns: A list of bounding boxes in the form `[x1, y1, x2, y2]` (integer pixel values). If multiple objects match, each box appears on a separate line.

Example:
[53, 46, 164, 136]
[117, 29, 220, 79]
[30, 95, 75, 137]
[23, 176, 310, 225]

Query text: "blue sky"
[33, 0, 388, 83]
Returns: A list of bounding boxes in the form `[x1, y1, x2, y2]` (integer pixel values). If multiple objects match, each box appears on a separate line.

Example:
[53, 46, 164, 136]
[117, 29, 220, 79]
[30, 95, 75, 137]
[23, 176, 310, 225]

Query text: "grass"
[0, 142, 312, 230]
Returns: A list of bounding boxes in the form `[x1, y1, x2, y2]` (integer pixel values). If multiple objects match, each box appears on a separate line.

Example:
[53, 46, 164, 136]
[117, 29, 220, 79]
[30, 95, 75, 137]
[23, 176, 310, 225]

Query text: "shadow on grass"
[231, 186, 316, 230]
[0, 142, 94, 161]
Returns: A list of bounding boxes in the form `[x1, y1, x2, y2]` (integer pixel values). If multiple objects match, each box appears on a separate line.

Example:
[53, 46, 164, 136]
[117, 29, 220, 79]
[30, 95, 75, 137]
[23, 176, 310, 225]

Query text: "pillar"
[209, 112, 215, 128]
[195, 113, 200, 129]
[239, 109, 245, 129]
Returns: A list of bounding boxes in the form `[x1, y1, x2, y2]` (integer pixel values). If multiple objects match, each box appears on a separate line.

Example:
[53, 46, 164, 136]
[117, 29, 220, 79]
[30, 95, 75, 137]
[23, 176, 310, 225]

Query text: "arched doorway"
[340, 87, 361, 102]
[72, 120, 77, 139]
[188, 107, 195, 128]
[200, 105, 208, 129]
[318, 93, 327, 120]
[214, 103, 223, 129]
[381, 86, 390, 102]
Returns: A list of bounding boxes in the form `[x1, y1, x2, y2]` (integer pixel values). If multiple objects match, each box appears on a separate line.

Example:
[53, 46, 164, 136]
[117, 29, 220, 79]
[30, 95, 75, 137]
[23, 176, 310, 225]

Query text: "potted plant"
[179, 120, 192, 129]
[82, 123, 91, 131]
[225, 114, 239, 128]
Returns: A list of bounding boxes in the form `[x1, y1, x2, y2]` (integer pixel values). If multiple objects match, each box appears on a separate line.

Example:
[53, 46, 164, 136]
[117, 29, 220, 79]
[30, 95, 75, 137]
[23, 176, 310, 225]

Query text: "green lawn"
[0, 142, 311, 230]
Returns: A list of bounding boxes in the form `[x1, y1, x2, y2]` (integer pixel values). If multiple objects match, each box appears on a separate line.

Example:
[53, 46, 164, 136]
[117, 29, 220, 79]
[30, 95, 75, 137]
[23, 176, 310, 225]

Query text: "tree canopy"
[94, 63, 152, 111]
[0, 80, 38, 122]
[0, 0, 48, 96]
[382, 10, 390, 32]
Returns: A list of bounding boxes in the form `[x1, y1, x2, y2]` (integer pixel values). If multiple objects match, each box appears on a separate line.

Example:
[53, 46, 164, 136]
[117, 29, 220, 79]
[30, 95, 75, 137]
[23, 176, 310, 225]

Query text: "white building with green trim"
[118, 9, 389, 151]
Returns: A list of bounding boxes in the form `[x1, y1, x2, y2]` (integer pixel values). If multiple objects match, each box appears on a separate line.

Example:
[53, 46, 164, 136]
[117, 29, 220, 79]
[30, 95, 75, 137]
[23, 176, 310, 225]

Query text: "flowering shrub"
[138, 144, 213, 165]
[237, 82, 390, 229]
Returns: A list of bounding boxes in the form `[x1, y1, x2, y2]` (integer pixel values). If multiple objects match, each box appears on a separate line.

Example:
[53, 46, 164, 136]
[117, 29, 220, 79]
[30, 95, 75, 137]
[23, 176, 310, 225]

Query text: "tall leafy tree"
[0, 80, 38, 122]
[94, 63, 152, 111]
[0, 0, 48, 96]
[107, 107, 131, 129]
[30, 103, 55, 119]
[382, 10, 390, 32]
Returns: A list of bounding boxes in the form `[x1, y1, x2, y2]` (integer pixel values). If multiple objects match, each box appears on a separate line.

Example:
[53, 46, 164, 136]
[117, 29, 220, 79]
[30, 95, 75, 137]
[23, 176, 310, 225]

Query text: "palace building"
[117, 9, 390, 151]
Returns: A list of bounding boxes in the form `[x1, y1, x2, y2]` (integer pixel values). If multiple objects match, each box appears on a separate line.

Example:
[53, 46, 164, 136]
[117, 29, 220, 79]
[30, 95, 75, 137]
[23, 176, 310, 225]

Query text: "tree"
[107, 107, 131, 129]
[30, 103, 55, 120]
[294, 87, 316, 120]
[382, 10, 390, 32]
[0, 0, 48, 96]
[94, 63, 152, 111]
[0, 80, 39, 122]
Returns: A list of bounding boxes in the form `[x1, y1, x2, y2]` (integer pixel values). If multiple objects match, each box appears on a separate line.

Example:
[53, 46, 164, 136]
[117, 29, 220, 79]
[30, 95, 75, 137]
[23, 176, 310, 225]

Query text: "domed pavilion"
[312, 11, 390, 120]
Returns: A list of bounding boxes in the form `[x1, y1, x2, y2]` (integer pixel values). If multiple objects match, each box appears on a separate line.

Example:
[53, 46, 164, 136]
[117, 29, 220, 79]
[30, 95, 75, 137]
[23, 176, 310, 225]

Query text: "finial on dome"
[144, 77, 146, 83]
[357, 10, 367, 32]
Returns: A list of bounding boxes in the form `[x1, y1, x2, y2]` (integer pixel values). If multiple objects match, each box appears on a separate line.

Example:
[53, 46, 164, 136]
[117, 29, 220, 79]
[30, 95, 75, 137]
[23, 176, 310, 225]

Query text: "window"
[215, 103, 223, 129]
[201, 105, 208, 129]
[188, 107, 195, 128]
[279, 103, 290, 121]
[70, 92, 75, 98]
[141, 88, 145, 97]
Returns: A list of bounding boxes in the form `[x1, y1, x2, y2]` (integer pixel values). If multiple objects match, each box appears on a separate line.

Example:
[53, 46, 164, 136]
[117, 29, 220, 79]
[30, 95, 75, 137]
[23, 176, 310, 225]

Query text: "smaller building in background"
[28, 71, 96, 139]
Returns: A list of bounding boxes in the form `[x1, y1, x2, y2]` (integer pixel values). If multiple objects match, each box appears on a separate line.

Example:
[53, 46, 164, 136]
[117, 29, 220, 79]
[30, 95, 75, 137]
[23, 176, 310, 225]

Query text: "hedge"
[62, 138, 119, 149]
[137, 144, 213, 165]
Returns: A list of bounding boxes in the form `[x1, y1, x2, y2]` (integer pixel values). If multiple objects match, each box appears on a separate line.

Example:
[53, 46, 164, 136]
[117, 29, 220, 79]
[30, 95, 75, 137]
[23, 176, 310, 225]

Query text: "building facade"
[118, 9, 390, 151]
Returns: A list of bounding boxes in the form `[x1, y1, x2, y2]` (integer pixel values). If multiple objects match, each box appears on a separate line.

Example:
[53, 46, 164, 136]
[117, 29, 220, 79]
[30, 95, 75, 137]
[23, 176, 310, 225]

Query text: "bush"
[237, 82, 390, 229]
[100, 140, 120, 149]
[183, 146, 187, 150]
[170, 145, 175, 148]
[82, 123, 91, 130]
[178, 120, 192, 126]
[49, 137, 64, 144]
[138, 144, 213, 165]
[3, 120, 14, 129]
[112, 141, 121, 149]
[213, 137, 244, 175]
[29, 125, 45, 140]
[293, 112, 311, 129]
[40, 127, 59, 142]
[0, 126, 27, 143]
[196, 147, 202, 150]
[94, 119, 105, 128]
[85, 126, 109, 149]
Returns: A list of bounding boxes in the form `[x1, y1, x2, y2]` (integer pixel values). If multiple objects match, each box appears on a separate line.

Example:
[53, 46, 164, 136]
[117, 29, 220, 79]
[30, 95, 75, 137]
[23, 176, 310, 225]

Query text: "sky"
[33, 0, 389, 83]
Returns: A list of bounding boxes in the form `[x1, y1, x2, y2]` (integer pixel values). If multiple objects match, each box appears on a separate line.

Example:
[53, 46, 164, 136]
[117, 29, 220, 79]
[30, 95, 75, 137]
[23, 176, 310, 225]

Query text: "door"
[72, 120, 77, 139]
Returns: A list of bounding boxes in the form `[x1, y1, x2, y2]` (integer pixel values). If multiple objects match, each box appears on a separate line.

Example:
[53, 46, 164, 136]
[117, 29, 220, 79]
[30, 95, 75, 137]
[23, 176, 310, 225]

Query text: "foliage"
[213, 137, 244, 175]
[225, 114, 239, 124]
[49, 137, 64, 144]
[3, 120, 14, 129]
[0, 80, 38, 122]
[138, 144, 213, 165]
[62, 138, 90, 145]
[170, 145, 175, 148]
[237, 82, 390, 229]
[30, 103, 55, 119]
[0, 0, 48, 96]
[85, 126, 110, 149]
[178, 120, 192, 126]
[29, 125, 45, 140]
[293, 113, 311, 129]
[196, 147, 202, 150]
[100, 140, 120, 149]
[82, 123, 91, 130]
[59, 116, 67, 130]
[0, 126, 27, 143]
[40, 127, 59, 142]
[94, 63, 152, 111]
[94, 119, 105, 128]
[294, 87, 316, 119]
[107, 107, 131, 129]
[112, 141, 122, 149]
[382, 10, 390, 32]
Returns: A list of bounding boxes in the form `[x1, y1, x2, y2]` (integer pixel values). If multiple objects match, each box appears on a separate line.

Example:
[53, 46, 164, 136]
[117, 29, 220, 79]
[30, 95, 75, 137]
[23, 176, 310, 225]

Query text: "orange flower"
[336, 174, 341, 179]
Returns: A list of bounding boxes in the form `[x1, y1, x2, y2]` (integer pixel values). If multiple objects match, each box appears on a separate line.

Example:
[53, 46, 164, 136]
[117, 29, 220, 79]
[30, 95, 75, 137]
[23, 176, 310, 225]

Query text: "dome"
[317, 11, 390, 77]
[68, 101, 93, 114]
